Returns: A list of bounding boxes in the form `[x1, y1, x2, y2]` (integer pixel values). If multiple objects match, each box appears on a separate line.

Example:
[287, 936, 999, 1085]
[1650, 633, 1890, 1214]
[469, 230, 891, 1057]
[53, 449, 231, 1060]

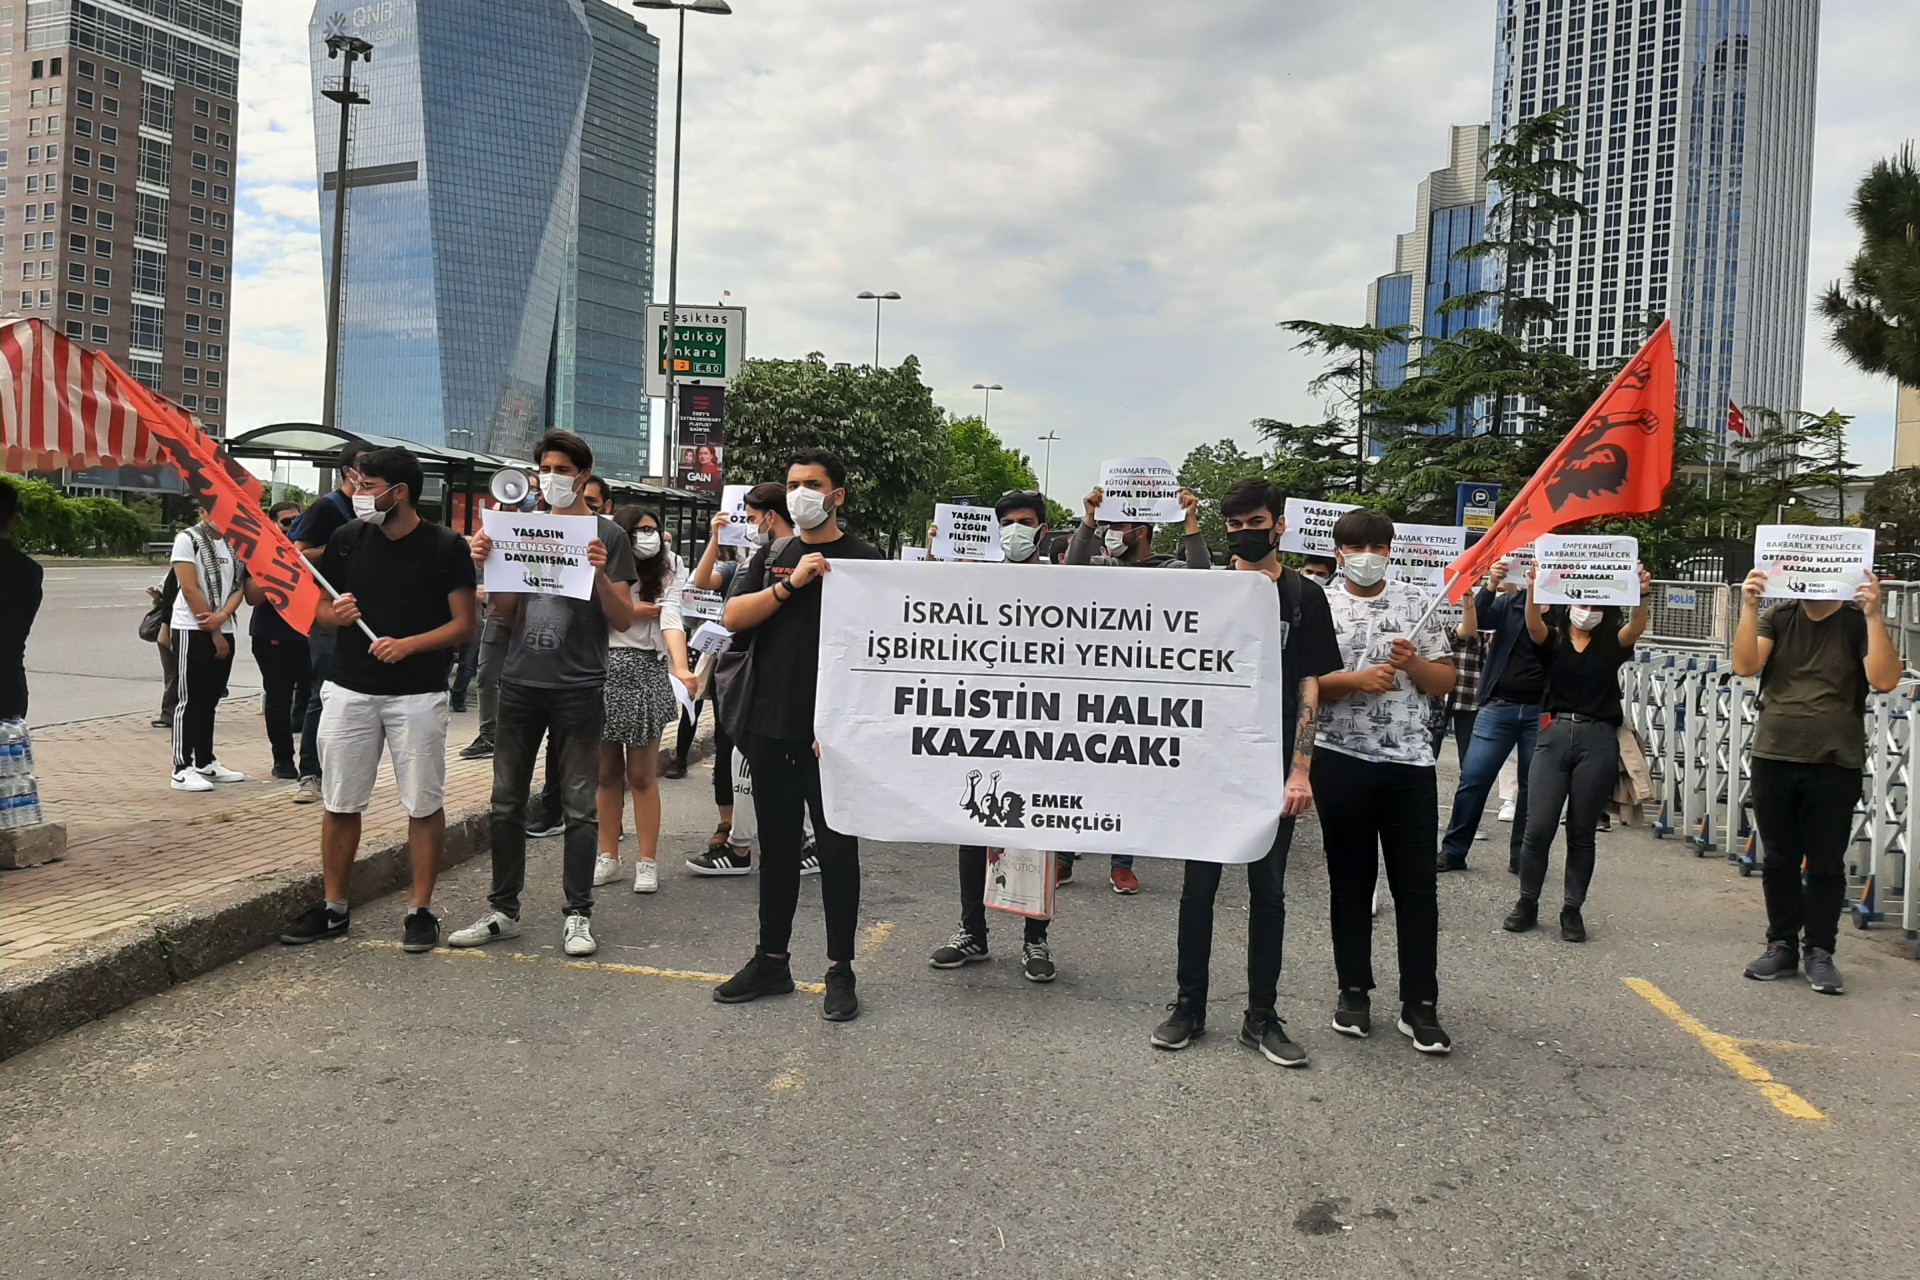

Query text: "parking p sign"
[1456, 482, 1500, 532]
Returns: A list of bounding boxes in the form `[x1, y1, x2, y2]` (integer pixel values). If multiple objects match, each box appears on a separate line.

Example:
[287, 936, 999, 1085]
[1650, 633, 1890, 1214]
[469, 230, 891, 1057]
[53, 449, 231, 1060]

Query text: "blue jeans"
[1440, 700, 1538, 865]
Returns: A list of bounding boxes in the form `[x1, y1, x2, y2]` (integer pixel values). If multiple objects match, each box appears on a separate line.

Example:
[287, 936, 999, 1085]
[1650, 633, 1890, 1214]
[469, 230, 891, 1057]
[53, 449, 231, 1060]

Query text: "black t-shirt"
[1539, 615, 1630, 723]
[1275, 568, 1343, 758]
[293, 489, 352, 553]
[0, 541, 44, 719]
[320, 519, 477, 696]
[735, 532, 885, 740]
[1489, 632, 1545, 702]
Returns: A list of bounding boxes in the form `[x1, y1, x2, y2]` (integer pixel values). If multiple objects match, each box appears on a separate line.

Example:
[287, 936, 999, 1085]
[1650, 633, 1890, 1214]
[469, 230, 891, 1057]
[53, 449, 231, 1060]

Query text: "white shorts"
[317, 684, 451, 818]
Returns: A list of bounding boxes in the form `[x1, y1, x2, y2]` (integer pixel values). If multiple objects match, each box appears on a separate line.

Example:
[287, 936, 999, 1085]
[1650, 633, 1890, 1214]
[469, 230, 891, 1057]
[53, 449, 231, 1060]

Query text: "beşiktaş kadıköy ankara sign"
[813, 562, 1284, 863]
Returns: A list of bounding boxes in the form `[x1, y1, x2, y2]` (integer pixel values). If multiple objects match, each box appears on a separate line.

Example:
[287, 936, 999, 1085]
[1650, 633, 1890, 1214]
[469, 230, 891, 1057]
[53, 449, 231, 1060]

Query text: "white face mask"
[1569, 607, 1604, 632]
[746, 520, 771, 547]
[1341, 551, 1388, 587]
[539, 473, 578, 508]
[1301, 570, 1332, 587]
[1000, 523, 1041, 563]
[1102, 528, 1129, 558]
[788, 486, 833, 530]
[631, 531, 662, 559]
[351, 491, 390, 527]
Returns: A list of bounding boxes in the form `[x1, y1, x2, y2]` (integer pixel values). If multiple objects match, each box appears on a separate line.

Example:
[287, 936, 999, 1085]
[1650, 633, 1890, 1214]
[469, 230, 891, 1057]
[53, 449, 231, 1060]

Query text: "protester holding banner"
[1438, 560, 1542, 875]
[450, 431, 637, 959]
[713, 449, 882, 1021]
[1501, 564, 1651, 943]
[928, 490, 1064, 983]
[166, 511, 247, 793]
[1731, 566, 1900, 995]
[1150, 478, 1342, 1065]
[1311, 509, 1456, 1054]
[278, 448, 478, 951]
[287, 438, 372, 804]
[593, 506, 696, 896]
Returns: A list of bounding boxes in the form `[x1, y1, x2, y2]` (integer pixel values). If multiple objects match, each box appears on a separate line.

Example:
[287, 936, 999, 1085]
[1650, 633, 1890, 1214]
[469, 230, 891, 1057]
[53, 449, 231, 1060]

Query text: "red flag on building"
[1444, 321, 1677, 601]
[1728, 399, 1750, 439]
[1, 318, 325, 633]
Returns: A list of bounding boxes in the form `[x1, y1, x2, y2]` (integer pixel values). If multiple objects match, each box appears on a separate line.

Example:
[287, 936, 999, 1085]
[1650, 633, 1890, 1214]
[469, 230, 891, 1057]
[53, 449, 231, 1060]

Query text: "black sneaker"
[1743, 941, 1799, 981]
[1802, 947, 1845, 995]
[1436, 856, 1468, 873]
[449, 695, 468, 713]
[929, 930, 989, 969]
[1397, 1001, 1452, 1055]
[799, 842, 821, 876]
[1021, 939, 1056, 983]
[713, 950, 796, 1004]
[1150, 1003, 1205, 1050]
[822, 965, 859, 1021]
[1503, 897, 1539, 933]
[1240, 1009, 1307, 1068]
[402, 908, 440, 953]
[1559, 905, 1587, 943]
[662, 757, 688, 780]
[524, 804, 564, 839]
[687, 845, 752, 876]
[280, 903, 348, 946]
[458, 735, 493, 760]
[1332, 989, 1371, 1038]
[270, 761, 299, 781]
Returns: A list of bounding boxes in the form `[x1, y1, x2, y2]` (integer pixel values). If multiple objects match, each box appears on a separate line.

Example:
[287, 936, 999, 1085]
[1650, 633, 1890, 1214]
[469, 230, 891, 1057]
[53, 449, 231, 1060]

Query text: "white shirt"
[609, 562, 685, 652]
[168, 526, 239, 633]
[1318, 578, 1452, 767]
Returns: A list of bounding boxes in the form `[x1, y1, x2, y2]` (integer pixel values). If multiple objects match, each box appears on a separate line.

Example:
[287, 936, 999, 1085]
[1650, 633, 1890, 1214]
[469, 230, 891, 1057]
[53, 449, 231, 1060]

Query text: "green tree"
[1862, 467, 1920, 555]
[1173, 437, 1266, 551]
[1820, 143, 1920, 388]
[1273, 322, 1409, 493]
[722, 353, 946, 549]
[912, 415, 1038, 529]
[1443, 108, 1588, 339]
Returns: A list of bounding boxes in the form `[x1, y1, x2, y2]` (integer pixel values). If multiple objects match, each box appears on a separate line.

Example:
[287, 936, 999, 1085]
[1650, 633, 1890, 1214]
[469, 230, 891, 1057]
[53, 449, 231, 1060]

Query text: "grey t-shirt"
[501, 515, 638, 690]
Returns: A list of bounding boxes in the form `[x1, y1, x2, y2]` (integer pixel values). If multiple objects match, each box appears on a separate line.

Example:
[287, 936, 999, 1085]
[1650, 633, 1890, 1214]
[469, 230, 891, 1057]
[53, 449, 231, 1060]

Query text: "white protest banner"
[1754, 525, 1875, 600]
[1388, 522, 1467, 589]
[1500, 542, 1535, 588]
[688, 621, 733, 656]
[1095, 457, 1184, 524]
[1278, 497, 1360, 554]
[815, 561, 1284, 862]
[900, 545, 928, 562]
[680, 586, 724, 624]
[931, 503, 1005, 563]
[717, 484, 755, 548]
[1533, 534, 1641, 605]
[480, 509, 598, 600]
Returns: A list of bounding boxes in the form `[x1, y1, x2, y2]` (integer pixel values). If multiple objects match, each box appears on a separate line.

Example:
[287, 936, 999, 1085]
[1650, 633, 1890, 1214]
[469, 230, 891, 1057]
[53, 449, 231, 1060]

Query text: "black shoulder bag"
[713, 537, 794, 745]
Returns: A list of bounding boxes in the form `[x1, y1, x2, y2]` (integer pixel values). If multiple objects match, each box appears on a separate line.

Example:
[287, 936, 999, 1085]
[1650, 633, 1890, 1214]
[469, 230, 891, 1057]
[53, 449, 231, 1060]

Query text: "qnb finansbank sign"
[320, 2, 406, 48]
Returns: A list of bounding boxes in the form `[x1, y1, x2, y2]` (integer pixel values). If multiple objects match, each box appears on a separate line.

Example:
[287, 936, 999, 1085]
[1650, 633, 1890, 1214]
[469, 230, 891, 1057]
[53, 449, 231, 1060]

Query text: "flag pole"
[1410, 572, 1469, 635]
[301, 559, 379, 643]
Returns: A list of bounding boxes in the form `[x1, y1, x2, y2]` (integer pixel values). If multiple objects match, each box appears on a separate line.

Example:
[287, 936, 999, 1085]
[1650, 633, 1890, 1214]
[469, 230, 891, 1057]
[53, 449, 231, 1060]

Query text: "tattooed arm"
[1282, 675, 1320, 817]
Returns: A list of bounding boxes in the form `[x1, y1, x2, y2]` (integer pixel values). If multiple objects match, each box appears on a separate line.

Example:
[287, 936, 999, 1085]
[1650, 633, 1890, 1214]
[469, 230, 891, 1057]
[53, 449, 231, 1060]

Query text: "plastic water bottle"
[11, 720, 32, 777]
[0, 777, 20, 831]
[15, 776, 40, 827]
[0, 721, 18, 779]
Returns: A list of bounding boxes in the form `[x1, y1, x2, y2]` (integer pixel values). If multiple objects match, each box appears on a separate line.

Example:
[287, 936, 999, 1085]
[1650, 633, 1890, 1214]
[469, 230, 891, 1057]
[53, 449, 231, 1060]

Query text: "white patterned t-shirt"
[1319, 578, 1453, 767]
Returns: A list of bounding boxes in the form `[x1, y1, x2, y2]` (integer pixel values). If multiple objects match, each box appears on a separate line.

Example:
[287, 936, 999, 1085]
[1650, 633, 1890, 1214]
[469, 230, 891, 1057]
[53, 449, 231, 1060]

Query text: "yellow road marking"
[1622, 978, 1825, 1121]
[354, 941, 826, 993]
[766, 1048, 807, 1093]
[856, 920, 894, 960]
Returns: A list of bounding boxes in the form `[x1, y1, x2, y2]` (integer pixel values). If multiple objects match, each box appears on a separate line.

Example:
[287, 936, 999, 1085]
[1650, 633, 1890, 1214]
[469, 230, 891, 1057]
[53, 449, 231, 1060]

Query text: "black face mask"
[1227, 528, 1277, 564]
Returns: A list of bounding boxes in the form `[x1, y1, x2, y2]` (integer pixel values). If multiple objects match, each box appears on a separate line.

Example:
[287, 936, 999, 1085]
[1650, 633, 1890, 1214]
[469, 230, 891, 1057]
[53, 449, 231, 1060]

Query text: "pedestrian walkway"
[0, 704, 496, 971]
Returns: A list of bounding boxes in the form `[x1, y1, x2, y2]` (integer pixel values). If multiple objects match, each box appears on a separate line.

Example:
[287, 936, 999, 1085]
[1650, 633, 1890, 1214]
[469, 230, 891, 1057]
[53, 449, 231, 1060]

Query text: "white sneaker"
[448, 910, 521, 948]
[198, 760, 247, 784]
[633, 859, 658, 894]
[1497, 800, 1517, 822]
[170, 767, 216, 793]
[592, 854, 623, 886]
[562, 913, 597, 956]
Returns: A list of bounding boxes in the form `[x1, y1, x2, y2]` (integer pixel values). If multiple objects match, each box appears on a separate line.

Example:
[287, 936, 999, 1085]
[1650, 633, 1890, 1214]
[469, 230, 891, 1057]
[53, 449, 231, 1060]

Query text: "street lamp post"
[1036, 430, 1060, 495]
[972, 382, 1003, 429]
[634, 0, 732, 480]
[856, 290, 900, 367]
[320, 34, 373, 432]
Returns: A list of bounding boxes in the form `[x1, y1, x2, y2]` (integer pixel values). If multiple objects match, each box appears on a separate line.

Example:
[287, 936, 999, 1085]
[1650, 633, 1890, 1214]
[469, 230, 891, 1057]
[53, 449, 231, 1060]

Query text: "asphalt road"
[3, 757, 1916, 1278]
[22, 561, 265, 729]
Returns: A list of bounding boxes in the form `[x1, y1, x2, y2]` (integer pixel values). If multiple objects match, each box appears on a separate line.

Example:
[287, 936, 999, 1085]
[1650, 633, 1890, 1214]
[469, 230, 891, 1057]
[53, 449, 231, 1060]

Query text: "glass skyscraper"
[1491, 0, 1818, 454]
[308, 0, 657, 466]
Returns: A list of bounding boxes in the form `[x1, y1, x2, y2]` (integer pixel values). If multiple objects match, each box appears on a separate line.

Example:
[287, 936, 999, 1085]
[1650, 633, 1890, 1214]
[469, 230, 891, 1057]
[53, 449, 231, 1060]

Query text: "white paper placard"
[1278, 497, 1361, 554]
[680, 586, 724, 623]
[983, 847, 1056, 920]
[1387, 522, 1468, 589]
[1095, 457, 1184, 524]
[717, 484, 755, 548]
[931, 503, 1005, 563]
[900, 545, 928, 562]
[480, 509, 599, 600]
[1533, 534, 1641, 605]
[1753, 525, 1874, 600]
[815, 561, 1283, 863]
[688, 621, 733, 656]
[1499, 543, 1535, 589]
[670, 671, 699, 722]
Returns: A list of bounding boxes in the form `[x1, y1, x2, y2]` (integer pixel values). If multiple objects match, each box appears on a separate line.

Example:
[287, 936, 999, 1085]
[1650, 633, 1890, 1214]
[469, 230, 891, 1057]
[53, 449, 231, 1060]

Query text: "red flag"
[0, 318, 325, 633]
[1728, 399, 1750, 439]
[1444, 321, 1677, 601]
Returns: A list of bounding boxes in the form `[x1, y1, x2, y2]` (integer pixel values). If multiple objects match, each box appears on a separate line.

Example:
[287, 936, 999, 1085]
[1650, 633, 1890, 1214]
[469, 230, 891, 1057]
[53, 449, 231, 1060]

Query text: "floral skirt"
[603, 648, 675, 746]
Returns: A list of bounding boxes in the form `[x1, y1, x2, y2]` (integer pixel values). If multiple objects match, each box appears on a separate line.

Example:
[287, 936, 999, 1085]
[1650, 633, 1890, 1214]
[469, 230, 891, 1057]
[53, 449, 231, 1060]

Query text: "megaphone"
[490, 468, 535, 510]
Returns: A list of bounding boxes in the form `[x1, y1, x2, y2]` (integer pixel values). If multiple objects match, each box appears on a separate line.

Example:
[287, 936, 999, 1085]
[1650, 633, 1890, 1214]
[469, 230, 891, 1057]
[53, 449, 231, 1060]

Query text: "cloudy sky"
[233, 1, 1919, 492]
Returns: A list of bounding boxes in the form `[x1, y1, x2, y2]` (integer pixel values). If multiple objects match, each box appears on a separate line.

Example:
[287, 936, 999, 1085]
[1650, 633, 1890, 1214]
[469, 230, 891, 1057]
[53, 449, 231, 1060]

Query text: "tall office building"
[2, 0, 245, 445]
[309, 0, 658, 472]
[1491, 0, 1819, 453]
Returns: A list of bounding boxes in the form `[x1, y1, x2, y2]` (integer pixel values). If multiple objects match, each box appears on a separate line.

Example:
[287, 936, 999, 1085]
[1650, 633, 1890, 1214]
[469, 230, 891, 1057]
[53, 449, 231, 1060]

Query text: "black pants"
[1312, 749, 1440, 1005]
[297, 626, 335, 780]
[1750, 756, 1862, 955]
[252, 636, 311, 772]
[474, 616, 510, 740]
[712, 720, 734, 807]
[488, 679, 603, 918]
[959, 845, 1050, 945]
[450, 637, 479, 701]
[1176, 817, 1294, 1015]
[1518, 717, 1618, 908]
[674, 702, 700, 766]
[156, 635, 179, 722]
[1429, 708, 1477, 766]
[744, 732, 860, 963]
[171, 628, 234, 771]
